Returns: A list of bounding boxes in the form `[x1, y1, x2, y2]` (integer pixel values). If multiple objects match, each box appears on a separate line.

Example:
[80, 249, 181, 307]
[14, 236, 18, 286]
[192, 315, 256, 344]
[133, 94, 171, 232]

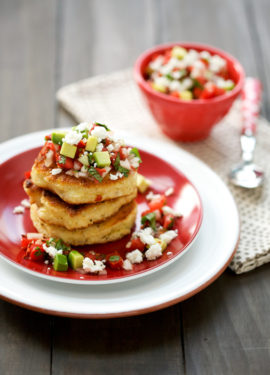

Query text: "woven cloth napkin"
[57, 69, 270, 274]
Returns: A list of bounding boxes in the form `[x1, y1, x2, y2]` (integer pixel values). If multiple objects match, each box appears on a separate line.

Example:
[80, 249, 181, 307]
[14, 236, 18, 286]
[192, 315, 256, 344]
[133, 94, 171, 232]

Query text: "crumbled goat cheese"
[138, 228, 156, 246]
[44, 260, 49, 265]
[45, 149, 54, 167]
[162, 205, 182, 217]
[77, 122, 90, 131]
[81, 165, 88, 173]
[109, 173, 118, 181]
[167, 251, 173, 256]
[83, 257, 106, 273]
[77, 172, 88, 178]
[165, 187, 174, 196]
[182, 77, 193, 90]
[43, 244, 62, 258]
[126, 249, 144, 264]
[145, 243, 163, 260]
[91, 126, 107, 140]
[123, 259, 133, 271]
[159, 230, 178, 244]
[65, 170, 75, 176]
[209, 54, 226, 73]
[146, 191, 161, 201]
[120, 159, 131, 170]
[21, 199, 31, 208]
[107, 143, 114, 152]
[149, 55, 164, 71]
[95, 143, 104, 152]
[13, 206, 25, 214]
[129, 157, 140, 169]
[62, 130, 82, 145]
[51, 168, 62, 175]
[200, 51, 211, 60]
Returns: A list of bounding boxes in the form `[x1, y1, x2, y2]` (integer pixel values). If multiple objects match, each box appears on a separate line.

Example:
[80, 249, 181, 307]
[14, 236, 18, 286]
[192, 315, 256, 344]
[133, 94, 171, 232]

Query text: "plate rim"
[0, 130, 239, 318]
[0, 145, 203, 285]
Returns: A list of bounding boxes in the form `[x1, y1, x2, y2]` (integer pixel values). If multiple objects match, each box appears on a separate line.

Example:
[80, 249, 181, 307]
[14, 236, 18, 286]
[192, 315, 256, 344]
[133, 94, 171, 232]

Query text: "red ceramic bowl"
[134, 42, 245, 141]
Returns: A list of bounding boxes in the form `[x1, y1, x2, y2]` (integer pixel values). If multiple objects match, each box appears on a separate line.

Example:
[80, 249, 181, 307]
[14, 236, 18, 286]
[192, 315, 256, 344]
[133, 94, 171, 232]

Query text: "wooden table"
[1, 1, 270, 374]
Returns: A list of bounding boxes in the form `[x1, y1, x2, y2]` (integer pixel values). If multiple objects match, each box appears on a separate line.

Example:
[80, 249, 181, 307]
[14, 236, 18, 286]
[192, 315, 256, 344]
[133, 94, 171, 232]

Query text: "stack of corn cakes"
[24, 122, 140, 245]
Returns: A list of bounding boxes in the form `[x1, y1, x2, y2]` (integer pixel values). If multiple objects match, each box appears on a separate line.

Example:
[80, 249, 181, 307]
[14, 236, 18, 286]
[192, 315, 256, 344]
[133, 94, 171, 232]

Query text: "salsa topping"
[145, 46, 235, 100]
[41, 122, 141, 182]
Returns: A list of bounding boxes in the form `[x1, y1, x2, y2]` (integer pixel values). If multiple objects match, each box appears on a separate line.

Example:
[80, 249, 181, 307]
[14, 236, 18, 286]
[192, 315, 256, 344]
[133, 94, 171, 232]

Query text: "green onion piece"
[95, 122, 110, 131]
[130, 147, 142, 163]
[88, 166, 103, 182]
[58, 155, 66, 165]
[109, 255, 120, 262]
[141, 212, 156, 230]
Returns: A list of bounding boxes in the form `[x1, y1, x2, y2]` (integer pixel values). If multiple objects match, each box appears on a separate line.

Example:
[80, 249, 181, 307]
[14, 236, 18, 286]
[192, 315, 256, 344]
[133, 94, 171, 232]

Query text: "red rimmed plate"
[0, 147, 203, 284]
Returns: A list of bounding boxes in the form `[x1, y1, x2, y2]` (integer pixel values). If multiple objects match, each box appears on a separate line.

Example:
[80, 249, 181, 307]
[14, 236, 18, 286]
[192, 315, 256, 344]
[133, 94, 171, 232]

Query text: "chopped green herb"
[88, 166, 103, 182]
[58, 155, 66, 165]
[109, 255, 120, 262]
[95, 122, 110, 131]
[130, 147, 142, 163]
[114, 153, 130, 177]
[34, 247, 42, 256]
[165, 73, 174, 81]
[193, 79, 203, 89]
[141, 212, 156, 230]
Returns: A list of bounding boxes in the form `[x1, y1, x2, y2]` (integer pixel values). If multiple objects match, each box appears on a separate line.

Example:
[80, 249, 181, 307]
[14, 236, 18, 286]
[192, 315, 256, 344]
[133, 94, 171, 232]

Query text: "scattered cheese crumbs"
[125, 241, 131, 249]
[123, 259, 133, 271]
[120, 159, 131, 170]
[95, 143, 104, 152]
[51, 168, 62, 175]
[145, 243, 163, 260]
[159, 230, 178, 244]
[91, 126, 107, 140]
[13, 206, 25, 214]
[167, 252, 173, 256]
[83, 257, 106, 273]
[165, 187, 174, 196]
[62, 130, 82, 145]
[146, 191, 161, 201]
[109, 173, 118, 181]
[43, 244, 60, 258]
[21, 199, 31, 208]
[44, 260, 49, 265]
[126, 249, 143, 264]
[138, 227, 156, 246]
[162, 206, 182, 217]
[107, 144, 114, 152]
[77, 122, 90, 131]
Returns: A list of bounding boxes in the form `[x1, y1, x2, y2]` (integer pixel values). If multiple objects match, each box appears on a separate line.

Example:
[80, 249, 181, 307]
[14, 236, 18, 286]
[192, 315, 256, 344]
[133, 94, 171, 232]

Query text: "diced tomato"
[153, 209, 162, 222]
[84, 252, 96, 261]
[218, 67, 229, 79]
[110, 152, 117, 164]
[119, 148, 126, 160]
[193, 87, 203, 99]
[45, 141, 56, 152]
[170, 91, 180, 98]
[148, 194, 166, 211]
[77, 140, 86, 148]
[196, 76, 207, 86]
[56, 154, 74, 170]
[200, 58, 209, 67]
[28, 244, 45, 262]
[106, 252, 124, 269]
[200, 83, 216, 99]
[129, 237, 145, 251]
[74, 160, 83, 170]
[45, 134, 52, 141]
[162, 50, 172, 65]
[163, 214, 175, 230]
[104, 138, 111, 146]
[21, 236, 32, 250]
[96, 168, 106, 176]
[214, 86, 226, 97]
[24, 171, 31, 179]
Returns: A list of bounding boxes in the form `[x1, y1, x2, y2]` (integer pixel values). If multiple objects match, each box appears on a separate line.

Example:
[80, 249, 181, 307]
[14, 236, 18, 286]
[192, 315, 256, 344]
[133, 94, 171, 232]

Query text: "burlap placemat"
[57, 69, 270, 274]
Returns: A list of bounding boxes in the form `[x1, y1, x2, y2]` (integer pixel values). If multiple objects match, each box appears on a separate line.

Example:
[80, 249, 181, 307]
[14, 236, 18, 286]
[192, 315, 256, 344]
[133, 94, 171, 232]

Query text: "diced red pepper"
[106, 252, 124, 269]
[119, 148, 127, 160]
[56, 154, 74, 170]
[21, 235, 32, 250]
[28, 244, 45, 262]
[148, 194, 166, 211]
[129, 237, 145, 252]
[163, 214, 175, 230]
[77, 140, 86, 148]
[24, 171, 31, 179]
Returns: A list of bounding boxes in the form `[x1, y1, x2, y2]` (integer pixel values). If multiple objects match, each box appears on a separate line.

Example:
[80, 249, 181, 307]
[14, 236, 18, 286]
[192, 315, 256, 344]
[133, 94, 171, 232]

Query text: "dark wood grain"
[0, 0, 57, 142]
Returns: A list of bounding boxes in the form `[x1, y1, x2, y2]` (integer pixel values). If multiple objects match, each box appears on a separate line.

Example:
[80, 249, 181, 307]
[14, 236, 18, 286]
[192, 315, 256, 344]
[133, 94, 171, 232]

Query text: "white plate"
[0, 131, 239, 317]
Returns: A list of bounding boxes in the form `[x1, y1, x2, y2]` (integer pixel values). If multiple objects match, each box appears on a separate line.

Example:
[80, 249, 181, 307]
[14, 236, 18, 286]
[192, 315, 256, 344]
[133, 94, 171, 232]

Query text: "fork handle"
[241, 78, 262, 135]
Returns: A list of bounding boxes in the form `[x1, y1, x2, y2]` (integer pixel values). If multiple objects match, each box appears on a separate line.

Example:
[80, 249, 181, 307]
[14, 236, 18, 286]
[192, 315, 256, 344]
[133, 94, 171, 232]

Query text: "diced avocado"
[171, 46, 187, 60]
[53, 253, 68, 272]
[68, 250, 84, 270]
[179, 90, 193, 100]
[60, 142, 77, 159]
[85, 136, 98, 152]
[78, 154, 89, 166]
[155, 238, 167, 252]
[51, 132, 66, 145]
[137, 173, 151, 193]
[93, 151, 111, 167]
[151, 82, 167, 93]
